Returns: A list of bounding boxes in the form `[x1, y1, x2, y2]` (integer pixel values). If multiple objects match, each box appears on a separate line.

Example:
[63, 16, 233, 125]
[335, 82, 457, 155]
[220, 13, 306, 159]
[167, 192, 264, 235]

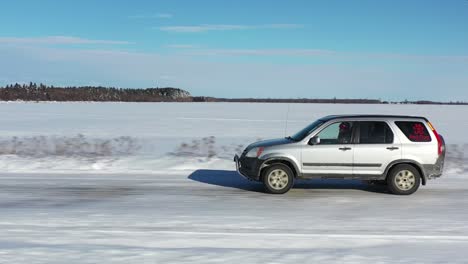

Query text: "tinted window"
[359, 121, 394, 144]
[317, 121, 354, 144]
[395, 121, 431, 142]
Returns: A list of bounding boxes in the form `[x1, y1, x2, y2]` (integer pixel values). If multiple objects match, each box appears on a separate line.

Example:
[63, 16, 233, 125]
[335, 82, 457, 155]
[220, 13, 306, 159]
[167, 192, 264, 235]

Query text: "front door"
[301, 121, 355, 177]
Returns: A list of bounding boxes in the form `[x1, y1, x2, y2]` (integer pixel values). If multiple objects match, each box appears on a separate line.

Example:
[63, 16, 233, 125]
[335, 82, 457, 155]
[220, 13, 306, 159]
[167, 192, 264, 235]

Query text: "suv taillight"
[427, 121, 443, 156]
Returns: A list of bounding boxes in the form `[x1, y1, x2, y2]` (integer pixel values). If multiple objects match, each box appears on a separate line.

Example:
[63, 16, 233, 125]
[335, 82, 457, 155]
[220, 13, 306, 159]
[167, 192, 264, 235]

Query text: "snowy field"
[0, 102, 467, 263]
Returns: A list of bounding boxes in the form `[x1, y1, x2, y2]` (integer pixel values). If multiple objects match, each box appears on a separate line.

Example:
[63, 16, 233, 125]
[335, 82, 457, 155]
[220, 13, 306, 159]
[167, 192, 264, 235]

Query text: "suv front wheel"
[387, 164, 421, 195]
[262, 164, 294, 194]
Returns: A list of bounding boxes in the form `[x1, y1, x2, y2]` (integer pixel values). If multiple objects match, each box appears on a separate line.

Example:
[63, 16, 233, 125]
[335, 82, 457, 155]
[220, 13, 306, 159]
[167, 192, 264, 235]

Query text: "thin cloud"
[166, 44, 197, 49]
[168, 46, 468, 62]
[183, 48, 335, 57]
[159, 24, 303, 33]
[155, 13, 173, 19]
[165, 45, 337, 57]
[0, 36, 132, 45]
[129, 13, 173, 19]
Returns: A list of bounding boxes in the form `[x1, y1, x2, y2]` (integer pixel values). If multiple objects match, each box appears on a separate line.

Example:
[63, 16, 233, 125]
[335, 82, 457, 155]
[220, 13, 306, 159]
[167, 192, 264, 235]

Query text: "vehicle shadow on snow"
[188, 170, 264, 192]
[188, 169, 390, 194]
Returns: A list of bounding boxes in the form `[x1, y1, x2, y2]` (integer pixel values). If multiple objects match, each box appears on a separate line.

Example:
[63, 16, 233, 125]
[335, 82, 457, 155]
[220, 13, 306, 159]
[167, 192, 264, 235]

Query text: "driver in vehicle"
[338, 122, 352, 144]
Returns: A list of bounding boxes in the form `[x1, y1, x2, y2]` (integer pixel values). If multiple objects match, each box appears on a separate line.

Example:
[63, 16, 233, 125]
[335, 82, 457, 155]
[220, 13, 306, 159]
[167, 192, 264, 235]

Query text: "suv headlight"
[246, 147, 264, 158]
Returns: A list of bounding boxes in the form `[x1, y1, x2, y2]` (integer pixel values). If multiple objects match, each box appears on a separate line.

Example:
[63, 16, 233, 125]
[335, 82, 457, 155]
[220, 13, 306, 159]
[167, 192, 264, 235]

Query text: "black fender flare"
[258, 157, 301, 178]
[384, 159, 427, 185]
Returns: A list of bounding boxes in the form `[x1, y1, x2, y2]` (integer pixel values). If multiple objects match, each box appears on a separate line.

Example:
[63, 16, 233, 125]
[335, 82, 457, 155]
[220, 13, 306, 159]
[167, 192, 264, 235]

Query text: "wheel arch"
[384, 159, 427, 185]
[259, 157, 300, 179]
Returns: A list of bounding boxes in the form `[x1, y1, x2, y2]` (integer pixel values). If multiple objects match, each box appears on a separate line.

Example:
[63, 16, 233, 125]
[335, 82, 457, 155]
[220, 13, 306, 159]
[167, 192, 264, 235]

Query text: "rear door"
[301, 121, 355, 176]
[352, 121, 402, 176]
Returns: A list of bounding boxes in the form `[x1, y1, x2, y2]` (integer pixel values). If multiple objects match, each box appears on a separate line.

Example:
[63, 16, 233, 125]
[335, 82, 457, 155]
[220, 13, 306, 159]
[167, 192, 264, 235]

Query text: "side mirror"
[308, 136, 320, 145]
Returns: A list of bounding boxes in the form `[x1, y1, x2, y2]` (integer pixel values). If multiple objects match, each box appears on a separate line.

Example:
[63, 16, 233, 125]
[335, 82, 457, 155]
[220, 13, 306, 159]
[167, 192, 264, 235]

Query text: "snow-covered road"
[1, 172, 468, 263]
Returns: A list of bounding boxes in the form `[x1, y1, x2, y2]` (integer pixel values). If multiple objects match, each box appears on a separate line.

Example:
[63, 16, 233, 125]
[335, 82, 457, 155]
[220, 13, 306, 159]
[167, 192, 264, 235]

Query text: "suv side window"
[395, 121, 431, 142]
[317, 121, 354, 144]
[358, 121, 394, 144]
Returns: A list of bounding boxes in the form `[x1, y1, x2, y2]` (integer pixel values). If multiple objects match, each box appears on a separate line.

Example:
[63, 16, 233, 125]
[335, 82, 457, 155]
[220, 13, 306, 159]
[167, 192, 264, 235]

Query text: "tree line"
[1, 82, 466, 105]
[0, 83, 191, 102]
[192, 97, 468, 105]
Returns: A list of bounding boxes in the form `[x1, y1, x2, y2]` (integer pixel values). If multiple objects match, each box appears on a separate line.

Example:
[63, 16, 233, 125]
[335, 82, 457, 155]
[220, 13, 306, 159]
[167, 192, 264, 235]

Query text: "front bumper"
[234, 154, 263, 181]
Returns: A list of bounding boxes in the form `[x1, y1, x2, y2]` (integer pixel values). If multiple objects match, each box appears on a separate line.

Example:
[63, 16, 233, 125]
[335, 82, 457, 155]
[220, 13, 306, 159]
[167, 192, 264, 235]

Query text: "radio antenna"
[284, 103, 290, 137]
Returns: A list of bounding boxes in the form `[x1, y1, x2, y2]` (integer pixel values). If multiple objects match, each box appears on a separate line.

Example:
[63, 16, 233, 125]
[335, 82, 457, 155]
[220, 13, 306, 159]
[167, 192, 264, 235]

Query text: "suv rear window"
[359, 121, 394, 144]
[395, 121, 431, 142]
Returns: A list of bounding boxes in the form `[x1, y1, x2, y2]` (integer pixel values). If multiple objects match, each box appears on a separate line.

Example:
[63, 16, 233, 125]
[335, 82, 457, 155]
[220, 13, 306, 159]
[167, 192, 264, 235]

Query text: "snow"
[0, 102, 467, 263]
[0, 102, 466, 174]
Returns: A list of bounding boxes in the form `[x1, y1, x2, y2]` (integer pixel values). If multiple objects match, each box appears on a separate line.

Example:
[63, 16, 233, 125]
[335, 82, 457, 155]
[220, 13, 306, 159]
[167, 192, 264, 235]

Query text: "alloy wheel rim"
[267, 169, 289, 190]
[394, 170, 416, 191]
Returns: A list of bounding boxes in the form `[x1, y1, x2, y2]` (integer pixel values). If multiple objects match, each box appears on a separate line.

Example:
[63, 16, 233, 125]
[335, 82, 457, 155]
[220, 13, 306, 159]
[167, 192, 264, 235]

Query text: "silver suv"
[234, 115, 445, 194]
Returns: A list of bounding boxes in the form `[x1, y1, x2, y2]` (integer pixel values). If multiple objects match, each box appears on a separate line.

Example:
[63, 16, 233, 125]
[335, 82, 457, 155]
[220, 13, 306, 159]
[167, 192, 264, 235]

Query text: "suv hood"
[246, 138, 293, 150]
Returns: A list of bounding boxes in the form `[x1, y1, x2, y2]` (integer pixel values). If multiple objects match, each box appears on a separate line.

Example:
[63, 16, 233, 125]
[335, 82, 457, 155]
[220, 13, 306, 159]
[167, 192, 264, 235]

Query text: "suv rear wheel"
[387, 164, 421, 195]
[262, 164, 294, 194]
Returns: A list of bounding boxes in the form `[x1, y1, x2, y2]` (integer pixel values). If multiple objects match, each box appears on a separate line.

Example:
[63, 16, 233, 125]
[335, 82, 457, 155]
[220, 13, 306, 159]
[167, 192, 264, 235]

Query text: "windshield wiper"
[285, 136, 296, 141]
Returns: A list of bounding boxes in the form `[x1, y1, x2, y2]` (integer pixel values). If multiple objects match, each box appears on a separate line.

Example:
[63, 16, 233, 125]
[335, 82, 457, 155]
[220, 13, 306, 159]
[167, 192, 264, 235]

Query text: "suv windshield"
[289, 120, 324, 141]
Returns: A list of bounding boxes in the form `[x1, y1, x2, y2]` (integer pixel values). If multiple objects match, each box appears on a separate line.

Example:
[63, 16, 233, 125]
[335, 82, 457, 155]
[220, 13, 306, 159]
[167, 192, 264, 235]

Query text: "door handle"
[339, 147, 352, 151]
[386, 146, 399, 151]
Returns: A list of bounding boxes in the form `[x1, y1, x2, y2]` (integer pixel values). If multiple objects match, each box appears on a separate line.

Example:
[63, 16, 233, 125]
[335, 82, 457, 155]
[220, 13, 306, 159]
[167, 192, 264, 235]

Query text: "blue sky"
[0, 0, 467, 100]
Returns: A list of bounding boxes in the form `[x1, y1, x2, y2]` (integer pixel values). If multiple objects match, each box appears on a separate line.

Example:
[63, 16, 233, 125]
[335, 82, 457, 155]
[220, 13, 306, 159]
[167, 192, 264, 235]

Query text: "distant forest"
[0, 83, 191, 102]
[0, 82, 466, 105]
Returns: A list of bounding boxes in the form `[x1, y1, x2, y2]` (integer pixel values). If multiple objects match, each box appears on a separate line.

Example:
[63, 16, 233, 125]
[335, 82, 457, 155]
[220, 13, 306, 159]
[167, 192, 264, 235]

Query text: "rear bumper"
[234, 154, 262, 181]
[424, 156, 445, 179]
[423, 147, 445, 180]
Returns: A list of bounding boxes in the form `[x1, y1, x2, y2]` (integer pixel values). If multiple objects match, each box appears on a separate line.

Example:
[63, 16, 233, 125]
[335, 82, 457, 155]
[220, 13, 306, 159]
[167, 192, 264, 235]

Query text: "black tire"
[262, 164, 294, 194]
[387, 164, 421, 195]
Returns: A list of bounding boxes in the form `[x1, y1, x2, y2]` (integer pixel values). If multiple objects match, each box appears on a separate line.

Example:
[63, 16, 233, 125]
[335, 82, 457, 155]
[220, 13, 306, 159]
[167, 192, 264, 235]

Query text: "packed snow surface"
[0, 102, 467, 263]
